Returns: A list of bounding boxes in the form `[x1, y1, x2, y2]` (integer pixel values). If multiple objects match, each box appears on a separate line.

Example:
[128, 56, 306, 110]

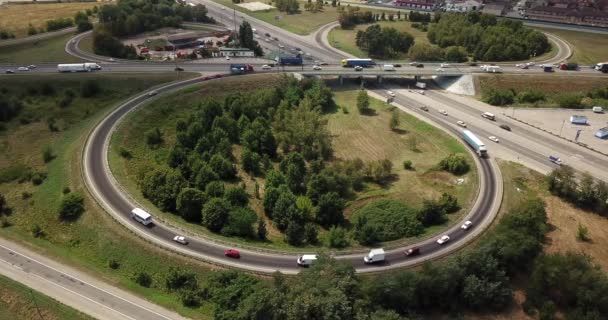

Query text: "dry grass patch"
[0, 2, 100, 38]
[475, 74, 608, 96]
[535, 27, 608, 64]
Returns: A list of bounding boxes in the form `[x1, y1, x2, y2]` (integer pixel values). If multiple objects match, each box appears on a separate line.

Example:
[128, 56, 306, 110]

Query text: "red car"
[224, 249, 240, 259]
[405, 247, 420, 257]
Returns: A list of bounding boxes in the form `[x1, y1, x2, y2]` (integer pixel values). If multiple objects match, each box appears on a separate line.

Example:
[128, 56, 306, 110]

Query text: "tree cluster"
[0, 93, 24, 122]
[45, 18, 74, 32]
[0, 29, 15, 39]
[74, 11, 93, 33]
[408, 11, 431, 22]
[237, 21, 263, 56]
[427, 12, 549, 61]
[438, 153, 470, 175]
[355, 24, 414, 58]
[58, 193, 85, 221]
[337, 6, 374, 29]
[547, 166, 608, 215]
[274, 0, 300, 14]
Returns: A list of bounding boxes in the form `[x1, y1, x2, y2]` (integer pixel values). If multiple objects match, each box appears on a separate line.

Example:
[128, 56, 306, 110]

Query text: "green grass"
[0, 33, 82, 64]
[78, 33, 94, 55]
[0, 274, 94, 320]
[212, 0, 404, 35]
[110, 76, 478, 250]
[535, 27, 608, 64]
[0, 73, 215, 320]
[329, 20, 428, 59]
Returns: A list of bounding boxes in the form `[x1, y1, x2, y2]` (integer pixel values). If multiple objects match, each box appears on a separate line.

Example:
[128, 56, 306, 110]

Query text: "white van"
[131, 208, 152, 226]
[363, 248, 385, 264]
[297, 254, 317, 267]
[481, 112, 496, 120]
[383, 64, 395, 71]
[592, 106, 603, 113]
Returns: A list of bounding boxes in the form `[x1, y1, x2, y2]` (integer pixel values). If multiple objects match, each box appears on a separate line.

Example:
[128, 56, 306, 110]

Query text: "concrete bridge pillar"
[377, 75, 383, 84]
[339, 75, 343, 85]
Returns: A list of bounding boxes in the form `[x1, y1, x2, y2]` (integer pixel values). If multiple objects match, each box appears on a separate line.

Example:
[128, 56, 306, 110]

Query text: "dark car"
[224, 249, 240, 258]
[5, 69, 15, 74]
[174, 67, 184, 71]
[469, 62, 478, 66]
[319, 62, 329, 66]
[265, 33, 271, 37]
[420, 106, 429, 112]
[499, 124, 511, 131]
[405, 248, 420, 256]
[416, 63, 424, 68]
[394, 64, 402, 67]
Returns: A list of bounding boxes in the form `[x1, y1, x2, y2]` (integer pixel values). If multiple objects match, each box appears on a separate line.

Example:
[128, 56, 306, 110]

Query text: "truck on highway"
[341, 58, 376, 68]
[559, 63, 578, 71]
[363, 248, 385, 264]
[382, 64, 395, 71]
[131, 208, 152, 226]
[229, 64, 254, 74]
[278, 56, 303, 65]
[481, 112, 496, 121]
[484, 65, 502, 73]
[57, 63, 102, 73]
[461, 129, 487, 157]
[415, 82, 426, 89]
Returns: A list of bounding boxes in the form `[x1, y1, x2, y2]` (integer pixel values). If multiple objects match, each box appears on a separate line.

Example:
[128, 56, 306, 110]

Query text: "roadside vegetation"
[0, 74, 226, 319]
[0, 2, 98, 38]
[0, 274, 94, 320]
[111, 76, 476, 249]
[535, 27, 608, 65]
[333, 11, 549, 62]
[0, 33, 82, 64]
[478, 75, 608, 108]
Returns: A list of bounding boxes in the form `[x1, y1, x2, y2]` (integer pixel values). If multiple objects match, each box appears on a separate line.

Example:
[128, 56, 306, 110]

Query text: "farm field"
[0, 33, 81, 64]
[535, 27, 608, 65]
[0, 73, 216, 320]
[0, 2, 99, 38]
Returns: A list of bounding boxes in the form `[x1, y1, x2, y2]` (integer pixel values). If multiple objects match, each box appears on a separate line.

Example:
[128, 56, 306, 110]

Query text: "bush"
[21, 191, 32, 200]
[576, 223, 590, 241]
[145, 128, 163, 146]
[166, 268, 198, 291]
[108, 259, 120, 269]
[0, 216, 11, 228]
[31, 171, 47, 185]
[482, 88, 515, 106]
[327, 226, 349, 248]
[257, 218, 267, 240]
[31, 224, 44, 238]
[555, 92, 584, 109]
[46, 17, 73, 32]
[438, 153, 470, 175]
[58, 193, 85, 221]
[42, 146, 55, 163]
[353, 199, 422, 244]
[517, 90, 545, 104]
[201, 198, 230, 232]
[135, 272, 152, 287]
[80, 80, 101, 98]
[403, 160, 413, 170]
[221, 207, 257, 238]
[180, 289, 201, 307]
[62, 187, 71, 194]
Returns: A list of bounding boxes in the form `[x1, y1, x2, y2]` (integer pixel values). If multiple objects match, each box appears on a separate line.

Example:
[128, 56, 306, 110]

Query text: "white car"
[488, 136, 499, 143]
[387, 90, 396, 97]
[312, 65, 322, 70]
[265, 38, 271, 42]
[173, 235, 188, 245]
[409, 61, 418, 66]
[440, 63, 450, 68]
[225, 56, 231, 60]
[108, 58, 115, 62]
[439, 109, 448, 116]
[457, 120, 467, 127]
[437, 235, 450, 244]
[27, 64, 37, 69]
[254, 35, 260, 39]
[278, 44, 285, 48]
[261, 64, 272, 70]
[17, 67, 29, 71]
[527, 61, 535, 66]
[461, 220, 473, 230]
[417, 90, 425, 95]
[436, 68, 445, 72]
[147, 90, 158, 96]
[354, 66, 363, 71]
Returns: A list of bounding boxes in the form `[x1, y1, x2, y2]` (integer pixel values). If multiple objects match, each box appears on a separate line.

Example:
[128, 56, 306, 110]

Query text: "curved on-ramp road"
[82, 74, 502, 274]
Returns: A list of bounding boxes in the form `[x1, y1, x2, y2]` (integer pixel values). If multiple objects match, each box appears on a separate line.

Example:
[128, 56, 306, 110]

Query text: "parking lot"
[511, 108, 608, 153]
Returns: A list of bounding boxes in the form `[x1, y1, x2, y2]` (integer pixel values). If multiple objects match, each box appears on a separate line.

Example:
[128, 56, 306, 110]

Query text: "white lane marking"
[0, 244, 173, 320]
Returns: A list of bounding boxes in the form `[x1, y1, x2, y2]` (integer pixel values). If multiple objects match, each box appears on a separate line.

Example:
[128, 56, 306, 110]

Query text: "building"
[482, 2, 509, 15]
[213, 47, 255, 58]
[595, 127, 608, 139]
[393, 0, 438, 10]
[445, 0, 483, 12]
[526, 0, 608, 26]
[570, 115, 588, 125]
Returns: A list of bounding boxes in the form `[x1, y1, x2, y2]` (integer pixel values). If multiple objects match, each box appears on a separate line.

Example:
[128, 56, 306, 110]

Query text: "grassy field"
[110, 75, 478, 250]
[0, 274, 94, 320]
[0, 2, 99, 38]
[211, 0, 404, 35]
[0, 33, 82, 64]
[535, 27, 608, 64]
[328, 20, 429, 59]
[0, 74, 217, 319]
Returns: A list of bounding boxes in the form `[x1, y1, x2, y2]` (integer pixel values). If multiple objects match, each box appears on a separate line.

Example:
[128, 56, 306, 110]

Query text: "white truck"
[297, 254, 318, 267]
[131, 208, 152, 226]
[484, 65, 502, 73]
[382, 64, 395, 71]
[415, 82, 426, 89]
[461, 129, 487, 157]
[57, 63, 102, 73]
[481, 112, 496, 120]
[363, 248, 385, 264]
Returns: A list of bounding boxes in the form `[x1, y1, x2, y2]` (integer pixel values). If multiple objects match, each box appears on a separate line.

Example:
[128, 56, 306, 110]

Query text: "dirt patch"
[236, 1, 275, 11]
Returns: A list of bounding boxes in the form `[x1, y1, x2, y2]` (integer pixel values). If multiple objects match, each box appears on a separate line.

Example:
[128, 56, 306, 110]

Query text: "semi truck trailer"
[57, 63, 102, 72]
[461, 129, 487, 157]
[278, 56, 303, 65]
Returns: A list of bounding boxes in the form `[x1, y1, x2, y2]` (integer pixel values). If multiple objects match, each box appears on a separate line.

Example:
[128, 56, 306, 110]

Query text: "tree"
[327, 226, 349, 248]
[141, 169, 187, 212]
[58, 193, 85, 221]
[202, 198, 231, 232]
[304, 223, 318, 244]
[444, 46, 468, 62]
[135, 272, 153, 287]
[576, 223, 590, 241]
[408, 43, 444, 61]
[438, 153, 470, 175]
[417, 199, 447, 226]
[284, 221, 304, 245]
[176, 188, 206, 222]
[222, 207, 257, 237]
[224, 187, 249, 207]
[316, 192, 345, 227]
[0, 193, 6, 215]
[166, 267, 198, 291]
[257, 218, 267, 240]
[389, 109, 400, 131]
[209, 154, 236, 180]
[357, 90, 370, 114]
[403, 160, 414, 170]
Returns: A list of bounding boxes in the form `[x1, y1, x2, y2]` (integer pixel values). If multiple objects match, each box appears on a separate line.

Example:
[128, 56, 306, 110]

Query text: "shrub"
[517, 90, 546, 104]
[80, 80, 101, 97]
[58, 193, 85, 221]
[576, 223, 590, 241]
[221, 207, 257, 238]
[0, 216, 11, 228]
[21, 191, 32, 200]
[257, 218, 267, 240]
[31, 171, 47, 185]
[31, 224, 44, 238]
[304, 223, 318, 244]
[108, 259, 120, 269]
[180, 289, 201, 307]
[482, 88, 515, 106]
[145, 128, 163, 146]
[353, 199, 423, 244]
[327, 226, 349, 248]
[119, 147, 132, 159]
[135, 272, 152, 287]
[62, 187, 71, 194]
[403, 160, 414, 170]
[438, 153, 470, 175]
[554, 92, 584, 109]
[166, 268, 198, 291]
[42, 146, 55, 163]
